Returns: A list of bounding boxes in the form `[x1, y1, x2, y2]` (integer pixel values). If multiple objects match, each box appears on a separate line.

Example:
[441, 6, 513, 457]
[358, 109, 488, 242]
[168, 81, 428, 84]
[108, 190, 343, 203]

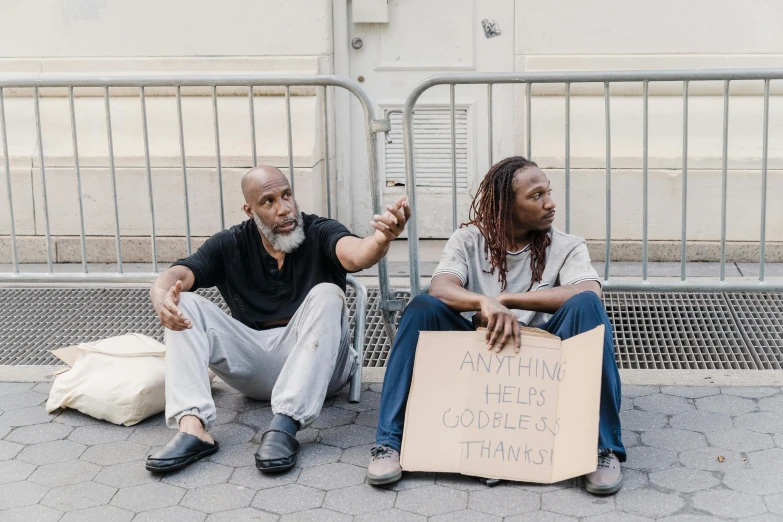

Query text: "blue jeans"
[375, 291, 626, 462]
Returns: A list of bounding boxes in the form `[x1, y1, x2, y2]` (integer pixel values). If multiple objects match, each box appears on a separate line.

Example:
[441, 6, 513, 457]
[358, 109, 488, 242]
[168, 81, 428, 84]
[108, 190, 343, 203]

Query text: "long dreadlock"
[463, 156, 551, 292]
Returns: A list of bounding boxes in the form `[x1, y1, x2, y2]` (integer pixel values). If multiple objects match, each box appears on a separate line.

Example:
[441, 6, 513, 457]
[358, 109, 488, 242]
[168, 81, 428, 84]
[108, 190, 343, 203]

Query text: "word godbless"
[460, 351, 566, 382]
[442, 408, 561, 435]
[460, 440, 554, 465]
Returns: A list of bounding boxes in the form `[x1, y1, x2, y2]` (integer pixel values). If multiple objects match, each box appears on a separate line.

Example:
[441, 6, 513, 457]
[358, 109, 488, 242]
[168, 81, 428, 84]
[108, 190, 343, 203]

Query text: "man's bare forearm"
[429, 275, 487, 312]
[150, 266, 194, 309]
[348, 236, 391, 271]
[499, 281, 601, 314]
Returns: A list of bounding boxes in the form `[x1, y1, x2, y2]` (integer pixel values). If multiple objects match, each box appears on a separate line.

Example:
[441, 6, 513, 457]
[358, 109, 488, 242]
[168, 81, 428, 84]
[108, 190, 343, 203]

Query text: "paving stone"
[295, 428, 319, 444]
[298, 462, 366, 490]
[0, 405, 58, 426]
[620, 468, 650, 491]
[128, 424, 175, 446]
[776, 433, 783, 448]
[0, 439, 23, 460]
[214, 394, 268, 411]
[368, 383, 384, 393]
[336, 391, 382, 412]
[767, 493, 783, 515]
[68, 424, 133, 445]
[656, 516, 721, 522]
[371, 472, 433, 493]
[54, 409, 103, 427]
[723, 468, 783, 495]
[505, 512, 577, 522]
[81, 440, 149, 466]
[206, 507, 277, 521]
[0, 423, 10, 438]
[32, 382, 53, 394]
[742, 514, 783, 522]
[540, 488, 614, 517]
[722, 386, 779, 398]
[430, 509, 502, 522]
[237, 408, 274, 429]
[319, 424, 376, 449]
[670, 411, 733, 433]
[354, 508, 426, 522]
[707, 428, 775, 452]
[279, 508, 351, 521]
[294, 442, 342, 468]
[435, 474, 488, 491]
[583, 514, 653, 522]
[758, 394, 783, 414]
[648, 467, 720, 493]
[661, 386, 719, 399]
[355, 410, 379, 428]
[0, 459, 36, 484]
[622, 430, 640, 448]
[735, 412, 783, 433]
[40, 481, 116, 511]
[0, 504, 63, 522]
[695, 394, 758, 415]
[634, 393, 695, 415]
[207, 442, 257, 467]
[230, 465, 301, 490]
[29, 460, 101, 487]
[209, 423, 256, 445]
[134, 506, 207, 522]
[59, 505, 134, 522]
[679, 447, 750, 471]
[467, 486, 540, 516]
[17, 439, 86, 464]
[0, 479, 49, 510]
[162, 461, 234, 489]
[747, 448, 783, 472]
[6, 422, 73, 444]
[0, 383, 34, 395]
[692, 489, 767, 518]
[323, 484, 397, 515]
[622, 385, 659, 398]
[620, 398, 633, 411]
[250, 483, 325, 514]
[93, 461, 162, 488]
[339, 443, 374, 467]
[395, 484, 468, 516]
[619, 410, 667, 431]
[640, 428, 708, 451]
[311, 407, 358, 429]
[111, 482, 186, 511]
[623, 446, 678, 472]
[0, 391, 48, 410]
[215, 407, 239, 425]
[181, 483, 256, 514]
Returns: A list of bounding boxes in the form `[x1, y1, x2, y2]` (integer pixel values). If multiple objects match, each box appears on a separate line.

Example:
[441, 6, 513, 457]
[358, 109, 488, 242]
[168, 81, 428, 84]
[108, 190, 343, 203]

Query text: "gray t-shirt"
[432, 225, 600, 327]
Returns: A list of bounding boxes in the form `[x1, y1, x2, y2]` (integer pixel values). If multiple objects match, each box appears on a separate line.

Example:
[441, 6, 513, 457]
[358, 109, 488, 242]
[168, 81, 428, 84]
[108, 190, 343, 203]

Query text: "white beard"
[253, 212, 306, 253]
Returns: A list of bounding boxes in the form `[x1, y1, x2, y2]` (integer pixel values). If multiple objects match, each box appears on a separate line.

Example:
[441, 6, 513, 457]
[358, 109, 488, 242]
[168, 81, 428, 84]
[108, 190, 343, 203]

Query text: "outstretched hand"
[155, 280, 192, 331]
[371, 195, 411, 245]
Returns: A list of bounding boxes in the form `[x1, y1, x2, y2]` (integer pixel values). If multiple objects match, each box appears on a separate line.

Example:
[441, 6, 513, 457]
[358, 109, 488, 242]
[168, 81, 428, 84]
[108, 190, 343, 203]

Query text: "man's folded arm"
[498, 280, 601, 314]
[429, 273, 486, 312]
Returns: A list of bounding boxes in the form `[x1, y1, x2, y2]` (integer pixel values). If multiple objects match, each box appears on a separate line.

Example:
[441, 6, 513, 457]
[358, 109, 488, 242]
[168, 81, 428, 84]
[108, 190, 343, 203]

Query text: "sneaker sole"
[367, 469, 403, 486]
[585, 478, 623, 496]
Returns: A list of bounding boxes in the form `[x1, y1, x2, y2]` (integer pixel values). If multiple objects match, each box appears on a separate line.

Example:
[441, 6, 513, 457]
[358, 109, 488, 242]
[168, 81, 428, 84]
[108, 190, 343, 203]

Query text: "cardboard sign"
[400, 325, 604, 483]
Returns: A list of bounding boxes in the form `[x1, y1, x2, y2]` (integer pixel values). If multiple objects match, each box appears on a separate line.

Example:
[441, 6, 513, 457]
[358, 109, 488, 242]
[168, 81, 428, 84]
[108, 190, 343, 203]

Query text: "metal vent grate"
[385, 108, 468, 188]
[0, 288, 781, 370]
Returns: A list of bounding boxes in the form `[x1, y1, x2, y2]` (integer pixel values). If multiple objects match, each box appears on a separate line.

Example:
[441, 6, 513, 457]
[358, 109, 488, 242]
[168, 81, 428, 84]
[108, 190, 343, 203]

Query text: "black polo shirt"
[172, 213, 357, 330]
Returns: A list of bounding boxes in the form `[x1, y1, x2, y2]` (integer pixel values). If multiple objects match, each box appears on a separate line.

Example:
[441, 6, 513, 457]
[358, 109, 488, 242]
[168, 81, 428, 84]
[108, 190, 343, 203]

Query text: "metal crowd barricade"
[403, 69, 783, 297]
[0, 74, 395, 403]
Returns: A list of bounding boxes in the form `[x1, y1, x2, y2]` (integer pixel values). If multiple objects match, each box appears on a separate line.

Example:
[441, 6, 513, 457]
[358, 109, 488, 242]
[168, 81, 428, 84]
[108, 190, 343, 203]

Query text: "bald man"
[146, 166, 410, 474]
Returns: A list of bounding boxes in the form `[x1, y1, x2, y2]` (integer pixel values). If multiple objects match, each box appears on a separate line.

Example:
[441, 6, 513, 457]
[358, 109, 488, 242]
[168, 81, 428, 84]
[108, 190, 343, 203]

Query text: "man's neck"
[508, 227, 533, 252]
[260, 232, 286, 269]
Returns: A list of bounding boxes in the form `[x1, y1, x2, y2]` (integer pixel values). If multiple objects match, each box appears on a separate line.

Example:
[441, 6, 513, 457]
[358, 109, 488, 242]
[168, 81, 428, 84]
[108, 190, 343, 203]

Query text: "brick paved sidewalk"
[0, 381, 782, 521]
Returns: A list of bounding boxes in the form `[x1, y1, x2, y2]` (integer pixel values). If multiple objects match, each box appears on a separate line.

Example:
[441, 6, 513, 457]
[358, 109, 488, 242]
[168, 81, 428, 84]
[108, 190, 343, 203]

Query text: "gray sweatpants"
[164, 283, 357, 430]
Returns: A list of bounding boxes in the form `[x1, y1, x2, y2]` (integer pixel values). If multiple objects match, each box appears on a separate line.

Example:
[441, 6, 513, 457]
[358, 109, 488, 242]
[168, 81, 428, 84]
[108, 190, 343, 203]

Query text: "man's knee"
[564, 290, 603, 310]
[307, 283, 345, 305]
[404, 294, 448, 316]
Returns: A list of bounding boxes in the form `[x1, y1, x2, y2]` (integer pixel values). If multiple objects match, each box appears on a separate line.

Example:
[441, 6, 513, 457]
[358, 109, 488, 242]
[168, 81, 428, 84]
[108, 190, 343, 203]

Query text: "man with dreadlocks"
[367, 156, 625, 495]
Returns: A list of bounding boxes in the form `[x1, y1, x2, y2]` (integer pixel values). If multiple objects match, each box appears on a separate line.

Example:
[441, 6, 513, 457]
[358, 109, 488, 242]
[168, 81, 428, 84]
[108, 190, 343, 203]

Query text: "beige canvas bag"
[46, 333, 167, 426]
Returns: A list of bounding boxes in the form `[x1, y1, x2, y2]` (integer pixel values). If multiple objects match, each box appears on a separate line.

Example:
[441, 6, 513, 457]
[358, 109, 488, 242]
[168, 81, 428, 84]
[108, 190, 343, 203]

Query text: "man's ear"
[243, 204, 253, 219]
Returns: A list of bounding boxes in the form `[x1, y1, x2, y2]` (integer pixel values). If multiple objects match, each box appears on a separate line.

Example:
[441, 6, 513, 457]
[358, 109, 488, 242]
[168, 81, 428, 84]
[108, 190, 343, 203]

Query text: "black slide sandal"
[255, 429, 300, 473]
[146, 432, 220, 473]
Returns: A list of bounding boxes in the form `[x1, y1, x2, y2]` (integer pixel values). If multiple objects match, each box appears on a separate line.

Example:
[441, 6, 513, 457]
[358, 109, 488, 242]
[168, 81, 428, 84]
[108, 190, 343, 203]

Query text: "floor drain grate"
[0, 288, 780, 370]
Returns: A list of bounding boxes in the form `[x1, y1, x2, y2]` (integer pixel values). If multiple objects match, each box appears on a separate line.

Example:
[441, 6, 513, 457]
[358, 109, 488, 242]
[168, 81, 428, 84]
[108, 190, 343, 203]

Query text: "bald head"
[241, 165, 290, 204]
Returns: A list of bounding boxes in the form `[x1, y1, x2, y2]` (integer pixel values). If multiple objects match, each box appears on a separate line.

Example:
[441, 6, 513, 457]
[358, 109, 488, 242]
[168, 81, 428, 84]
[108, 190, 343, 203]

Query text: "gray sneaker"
[585, 449, 623, 495]
[367, 445, 402, 486]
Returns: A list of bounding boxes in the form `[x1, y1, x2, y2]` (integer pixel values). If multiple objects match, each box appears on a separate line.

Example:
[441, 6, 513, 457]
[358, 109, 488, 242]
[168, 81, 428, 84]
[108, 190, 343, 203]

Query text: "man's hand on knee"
[480, 297, 521, 354]
[155, 280, 192, 331]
